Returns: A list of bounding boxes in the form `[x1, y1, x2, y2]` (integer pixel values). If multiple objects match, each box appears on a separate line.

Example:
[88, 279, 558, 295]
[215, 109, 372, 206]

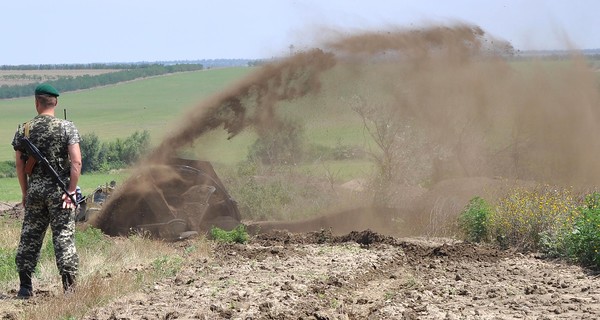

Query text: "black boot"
[17, 271, 33, 299]
[61, 273, 76, 293]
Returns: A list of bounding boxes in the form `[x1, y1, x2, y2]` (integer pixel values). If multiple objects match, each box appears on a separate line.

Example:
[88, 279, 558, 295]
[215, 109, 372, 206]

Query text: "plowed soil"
[78, 230, 600, 320]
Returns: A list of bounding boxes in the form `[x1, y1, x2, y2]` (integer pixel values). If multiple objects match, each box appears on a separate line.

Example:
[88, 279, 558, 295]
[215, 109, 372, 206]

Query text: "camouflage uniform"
[11, 114, 80, 277]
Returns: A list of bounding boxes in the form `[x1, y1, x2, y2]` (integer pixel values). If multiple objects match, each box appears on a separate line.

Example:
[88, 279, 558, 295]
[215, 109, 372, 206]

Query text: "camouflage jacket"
[12, 115, 80, 193]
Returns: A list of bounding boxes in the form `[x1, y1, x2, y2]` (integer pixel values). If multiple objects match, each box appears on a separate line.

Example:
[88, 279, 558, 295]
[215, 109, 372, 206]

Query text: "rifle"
[20, 137, 82, 207]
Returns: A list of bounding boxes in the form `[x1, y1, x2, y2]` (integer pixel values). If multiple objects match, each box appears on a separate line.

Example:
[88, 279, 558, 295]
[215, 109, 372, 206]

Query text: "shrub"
[332, 139, 366, 161]
[233, 174, 292, 221]
[120, 130, 150, 164]
[151, 255, 183, 277]
[80, 133, 101, 173]
[458, 197, 492, 243]
[248, 118, 304, 165]
[210, 225, 249, 244]
[0, 160, 16, 178]
[490, 186, 577, 251]
[564, 193, 600, 268]
[91, 130, 150, 172]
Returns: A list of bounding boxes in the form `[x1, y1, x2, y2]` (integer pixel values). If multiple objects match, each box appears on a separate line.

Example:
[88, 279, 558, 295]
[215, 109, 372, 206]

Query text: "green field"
[0, 171, 130, 202]
[0, 66, 370, 162]
[0, 67, 255, 162]
[0, 66, 376, 202]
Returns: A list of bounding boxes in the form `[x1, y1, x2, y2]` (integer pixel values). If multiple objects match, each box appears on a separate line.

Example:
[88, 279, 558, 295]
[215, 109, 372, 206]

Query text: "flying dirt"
[90, 23, 600, 239]
[3, 23, 600, 320]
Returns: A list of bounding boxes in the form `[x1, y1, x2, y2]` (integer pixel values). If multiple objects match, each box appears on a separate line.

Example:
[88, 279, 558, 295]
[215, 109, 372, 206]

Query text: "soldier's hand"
[62, 192, 76, 210]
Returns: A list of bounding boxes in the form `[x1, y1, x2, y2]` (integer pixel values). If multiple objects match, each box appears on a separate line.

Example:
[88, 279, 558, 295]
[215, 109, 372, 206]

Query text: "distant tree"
[121, 130, 151, 164]
[80, 133, 101, 173]
[248, 118, 305, 165]
[82, 130, 151, 172]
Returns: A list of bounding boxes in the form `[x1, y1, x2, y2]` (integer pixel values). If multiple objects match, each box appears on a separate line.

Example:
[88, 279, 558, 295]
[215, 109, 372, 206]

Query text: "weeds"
[459, 187, 600, 269]
[458, 196, 492, 243]
[152, 255, 183, 277]
[210, 225, 249, 244]
[491, 186, 577, 251]
[564, 193, 600, 268]
[0, 247, 17, 284]
[235, 177, 292, 220]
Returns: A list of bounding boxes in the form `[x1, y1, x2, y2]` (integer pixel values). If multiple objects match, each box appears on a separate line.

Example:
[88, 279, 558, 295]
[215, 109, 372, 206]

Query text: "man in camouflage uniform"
[11, 83, 82, 299]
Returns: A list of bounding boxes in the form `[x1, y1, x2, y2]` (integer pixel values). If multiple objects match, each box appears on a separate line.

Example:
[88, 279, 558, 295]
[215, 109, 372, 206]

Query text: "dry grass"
[0, 220, 211, 320]
[0, 217, 21, 250]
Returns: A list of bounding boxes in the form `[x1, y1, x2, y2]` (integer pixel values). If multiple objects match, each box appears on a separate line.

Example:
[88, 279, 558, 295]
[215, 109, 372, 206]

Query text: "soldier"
[11, 83, 82, 298]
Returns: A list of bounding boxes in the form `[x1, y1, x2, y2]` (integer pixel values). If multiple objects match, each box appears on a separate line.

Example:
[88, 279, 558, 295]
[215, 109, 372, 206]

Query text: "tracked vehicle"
[79, 158, 242, 240]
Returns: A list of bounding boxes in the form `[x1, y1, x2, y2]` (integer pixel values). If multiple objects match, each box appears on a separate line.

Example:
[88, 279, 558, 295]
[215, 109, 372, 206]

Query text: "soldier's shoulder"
[54, 118, 76, 127]
[14, 122, 27, 135]
[63, 119, 79, 129]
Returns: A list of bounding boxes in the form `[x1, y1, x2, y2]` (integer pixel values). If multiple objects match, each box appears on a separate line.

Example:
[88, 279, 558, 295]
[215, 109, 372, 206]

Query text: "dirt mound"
[0, 202, 23, 219]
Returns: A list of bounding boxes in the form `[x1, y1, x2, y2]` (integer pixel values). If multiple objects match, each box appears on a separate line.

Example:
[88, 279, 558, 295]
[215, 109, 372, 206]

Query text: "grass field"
[0, 171, 130, 203]
[0, 67, 255, 162]
[0, 66, 377, 202]
[0, 68, 258, 202]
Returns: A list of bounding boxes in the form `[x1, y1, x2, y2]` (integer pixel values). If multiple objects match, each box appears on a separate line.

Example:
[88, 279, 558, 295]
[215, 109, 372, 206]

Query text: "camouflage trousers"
[16, 187, 79, 276]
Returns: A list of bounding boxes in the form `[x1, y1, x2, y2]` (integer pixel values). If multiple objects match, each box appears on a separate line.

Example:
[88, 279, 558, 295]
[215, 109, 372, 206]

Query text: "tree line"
[0, 64, 203, 99]
[0, 130, 151, 178]
[79, 131, 150, 173]
[0, 63, 171, 70]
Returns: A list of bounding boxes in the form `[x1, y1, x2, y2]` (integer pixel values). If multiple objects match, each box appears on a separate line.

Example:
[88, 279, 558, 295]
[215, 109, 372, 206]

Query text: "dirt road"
[81, 230, 600, 320]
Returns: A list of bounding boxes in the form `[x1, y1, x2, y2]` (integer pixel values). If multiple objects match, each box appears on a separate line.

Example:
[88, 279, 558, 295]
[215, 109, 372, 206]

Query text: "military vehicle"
[78, 158, 242, 241]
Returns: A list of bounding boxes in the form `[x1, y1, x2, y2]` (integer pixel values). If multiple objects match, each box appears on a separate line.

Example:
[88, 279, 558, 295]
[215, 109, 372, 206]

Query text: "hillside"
[0, 67, 254, 162]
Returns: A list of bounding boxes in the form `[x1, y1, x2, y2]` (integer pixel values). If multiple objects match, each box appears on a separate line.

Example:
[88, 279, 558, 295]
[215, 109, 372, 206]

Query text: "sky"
[2, 0, 599, 65]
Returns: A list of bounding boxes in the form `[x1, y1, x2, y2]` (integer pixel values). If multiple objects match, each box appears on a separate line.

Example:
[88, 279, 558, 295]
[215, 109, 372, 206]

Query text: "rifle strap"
[23, 121, 37, 176]
[24, 121, 31, 138]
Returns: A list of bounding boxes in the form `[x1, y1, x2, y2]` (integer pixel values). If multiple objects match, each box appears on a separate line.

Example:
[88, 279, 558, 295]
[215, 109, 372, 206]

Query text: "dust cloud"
[153, 23, 600, 186]
[95, 23, 600, 236]
[149, 49, 337, 163]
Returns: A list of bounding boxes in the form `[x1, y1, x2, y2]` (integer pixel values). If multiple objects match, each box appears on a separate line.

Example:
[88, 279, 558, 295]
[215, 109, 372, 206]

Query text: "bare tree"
[349, 94, 432, 205]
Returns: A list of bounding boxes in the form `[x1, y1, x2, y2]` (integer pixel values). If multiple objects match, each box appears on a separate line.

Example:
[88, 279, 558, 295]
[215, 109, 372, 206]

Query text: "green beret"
[34, 83, 60, 97]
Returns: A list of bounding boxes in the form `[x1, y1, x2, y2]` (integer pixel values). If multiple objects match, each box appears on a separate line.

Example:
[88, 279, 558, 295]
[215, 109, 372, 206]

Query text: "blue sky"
[3, 0, 598, 65]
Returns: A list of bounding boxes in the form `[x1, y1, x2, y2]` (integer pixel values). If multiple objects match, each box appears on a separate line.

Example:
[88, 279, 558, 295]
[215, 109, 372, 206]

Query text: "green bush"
[564, 193, 600, 268]
[234, 177, 291, 220]
[302, 141, 366, 162]
[151, 255, 183, 277]
[80, 133, 101, 173]
[248, 118, 304, 165]
[458, 197, 492, 243]
[463, 187, 599, 270]
[0, 160, 16, 178]
[82, 130, 150, 173]
[210, 225, 249, 244]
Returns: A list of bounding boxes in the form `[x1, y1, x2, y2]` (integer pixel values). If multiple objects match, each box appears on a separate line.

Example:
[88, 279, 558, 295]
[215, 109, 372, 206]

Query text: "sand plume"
[94, 23, 600, 236]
